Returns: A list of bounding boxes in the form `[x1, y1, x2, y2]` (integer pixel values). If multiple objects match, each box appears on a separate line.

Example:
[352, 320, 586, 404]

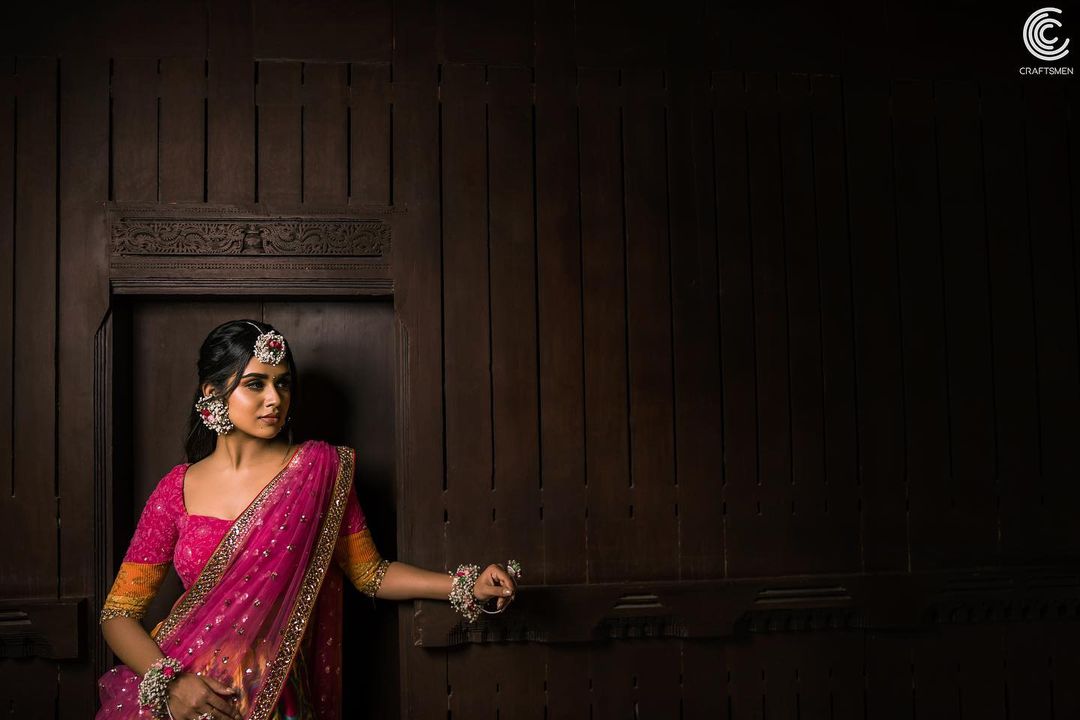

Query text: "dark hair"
[185, 319, 299, 463]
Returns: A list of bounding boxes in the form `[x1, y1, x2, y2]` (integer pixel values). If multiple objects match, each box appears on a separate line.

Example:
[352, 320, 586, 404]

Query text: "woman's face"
[205, 356, 292, 440]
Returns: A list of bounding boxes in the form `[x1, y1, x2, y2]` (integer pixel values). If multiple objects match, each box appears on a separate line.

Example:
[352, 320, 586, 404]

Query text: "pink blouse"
[123, 461, 369, 589]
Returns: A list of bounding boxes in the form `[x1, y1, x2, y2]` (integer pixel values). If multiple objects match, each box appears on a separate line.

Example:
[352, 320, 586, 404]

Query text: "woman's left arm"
[376, 561, 517, 610]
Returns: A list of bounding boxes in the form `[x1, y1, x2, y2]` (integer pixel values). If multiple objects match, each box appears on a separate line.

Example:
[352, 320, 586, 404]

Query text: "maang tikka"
[247, 322, 287, 366]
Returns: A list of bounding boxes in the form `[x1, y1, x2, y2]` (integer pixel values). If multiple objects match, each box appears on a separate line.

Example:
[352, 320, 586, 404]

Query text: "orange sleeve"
[99, 561, 170, 623]
[333, 528, 391, 597]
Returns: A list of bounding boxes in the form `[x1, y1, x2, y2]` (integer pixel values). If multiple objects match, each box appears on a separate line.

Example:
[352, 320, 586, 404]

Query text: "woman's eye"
[246, 382, 263, 390]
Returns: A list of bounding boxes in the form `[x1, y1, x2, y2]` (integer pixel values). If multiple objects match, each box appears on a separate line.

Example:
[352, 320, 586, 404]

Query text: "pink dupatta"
[97, 440, 354, 719]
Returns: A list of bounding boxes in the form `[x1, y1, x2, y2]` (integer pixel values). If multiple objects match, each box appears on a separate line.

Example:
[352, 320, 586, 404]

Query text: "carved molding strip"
[111, 217, 390, 257]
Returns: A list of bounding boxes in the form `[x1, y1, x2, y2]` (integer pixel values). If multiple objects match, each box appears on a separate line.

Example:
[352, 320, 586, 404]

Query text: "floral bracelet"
[449, 560, 522, 622]
[138, 656, 183, 718]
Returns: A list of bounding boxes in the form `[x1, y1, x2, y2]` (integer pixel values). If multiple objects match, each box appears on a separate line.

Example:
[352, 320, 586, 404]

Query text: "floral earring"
[195, 394, 234, 435]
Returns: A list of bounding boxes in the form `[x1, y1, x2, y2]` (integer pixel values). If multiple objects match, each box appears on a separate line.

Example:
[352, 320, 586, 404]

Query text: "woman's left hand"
[471, 563, 518, 611]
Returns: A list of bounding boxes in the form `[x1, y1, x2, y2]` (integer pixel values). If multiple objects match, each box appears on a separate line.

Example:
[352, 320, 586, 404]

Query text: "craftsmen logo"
[1024, 7, 1070, 61]
[1020, 7, 1075, 74]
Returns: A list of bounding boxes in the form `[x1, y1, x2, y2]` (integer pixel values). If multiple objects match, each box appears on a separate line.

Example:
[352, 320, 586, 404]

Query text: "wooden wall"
[2, 0, 1080, 717]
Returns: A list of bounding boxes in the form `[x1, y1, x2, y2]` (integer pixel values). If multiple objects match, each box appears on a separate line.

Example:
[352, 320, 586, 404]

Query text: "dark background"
[2, 0, 1080, 717]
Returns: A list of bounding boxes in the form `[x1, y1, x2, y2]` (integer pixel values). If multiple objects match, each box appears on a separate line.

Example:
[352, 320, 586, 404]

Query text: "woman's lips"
[258, 415, 279, 423]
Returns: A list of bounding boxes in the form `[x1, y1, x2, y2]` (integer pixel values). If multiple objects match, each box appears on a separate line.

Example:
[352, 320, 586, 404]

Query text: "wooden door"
[109, 296, 399, 718]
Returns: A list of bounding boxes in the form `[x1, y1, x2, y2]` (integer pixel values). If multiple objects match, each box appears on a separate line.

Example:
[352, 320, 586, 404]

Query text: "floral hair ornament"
[246, 321, 287, 365]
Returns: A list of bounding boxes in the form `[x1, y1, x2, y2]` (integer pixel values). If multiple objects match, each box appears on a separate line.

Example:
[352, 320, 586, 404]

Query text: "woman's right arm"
[100, 616, 166, 677]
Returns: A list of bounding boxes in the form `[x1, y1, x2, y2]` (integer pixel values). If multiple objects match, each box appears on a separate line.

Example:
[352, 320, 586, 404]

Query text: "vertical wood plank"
[0, 60, 13, 516]
[1025, 82, 1080, 558]
[981, 78, 1041, 563]
[111, 57, 158, 202]
[207, 56, 255, 204]
[809, 74, 861, 572]
[865, 633, 912, 720]
[668, 67, 723, 580]
[622, 67, 677, 580]
[393, 0, 447, 714]
[1004, 624, 1053, 719]
[348, 62, 391, 206]
[665, 69, 725, 578]
[545, 645, 591, 719]
[712, 70, 754, 578]
[10, 56, 57, 597]
[891, 79, 950, 572]
[534, 0, 587, 585]
[303, 63, 347, 206]
[844, 76, 907, 572]
[578, 67, 631, 583]
[487, 65, 542, 571]
[159, 57, 205, 202]
[935, 79, 998, 565]
[58, 56, 110, 718]
[777, 72, 830, 574]
[440, 62, 491, 570]
[682, 641, 728, 718]
[743, 70, 792, 576]
[256, 61, 301, 206]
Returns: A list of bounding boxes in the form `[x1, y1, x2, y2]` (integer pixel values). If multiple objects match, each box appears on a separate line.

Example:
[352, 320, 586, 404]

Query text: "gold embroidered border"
[250, 445, 354, 720]
[153, 442, 309, 644]
[100, 561, 170, 623]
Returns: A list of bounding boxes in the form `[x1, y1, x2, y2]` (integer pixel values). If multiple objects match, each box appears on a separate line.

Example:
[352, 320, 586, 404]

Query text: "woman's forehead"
[240, 357, 290, 378]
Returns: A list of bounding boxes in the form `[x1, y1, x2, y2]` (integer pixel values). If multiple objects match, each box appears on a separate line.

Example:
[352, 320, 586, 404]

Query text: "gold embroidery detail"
[335, 529, 390, 597]
[153, 442, 308, 644]
[100, 561, 170, 624]
[250, 445, 353, 720]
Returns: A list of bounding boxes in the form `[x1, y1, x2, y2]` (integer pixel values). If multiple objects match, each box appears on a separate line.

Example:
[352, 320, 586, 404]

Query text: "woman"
[97, 320, 518, 720]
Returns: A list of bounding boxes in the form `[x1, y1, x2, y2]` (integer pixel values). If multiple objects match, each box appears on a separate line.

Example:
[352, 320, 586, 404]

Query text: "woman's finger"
[203, 691, 241, 720]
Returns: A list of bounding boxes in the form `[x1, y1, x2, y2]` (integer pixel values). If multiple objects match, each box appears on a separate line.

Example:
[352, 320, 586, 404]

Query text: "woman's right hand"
[166, 672, 242, 720]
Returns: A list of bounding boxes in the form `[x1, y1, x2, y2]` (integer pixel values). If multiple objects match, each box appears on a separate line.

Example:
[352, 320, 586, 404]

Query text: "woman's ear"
[201, 381, 217, 398]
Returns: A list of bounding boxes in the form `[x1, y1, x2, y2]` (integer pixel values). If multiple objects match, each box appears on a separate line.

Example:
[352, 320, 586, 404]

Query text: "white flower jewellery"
[138, 656, 183, 718]
[449, 560, 521, 622]
[245, 322, 288, 366]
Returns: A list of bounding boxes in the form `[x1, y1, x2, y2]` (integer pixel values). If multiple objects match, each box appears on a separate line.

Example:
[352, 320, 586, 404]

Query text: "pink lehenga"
[96, 440, 381, 720]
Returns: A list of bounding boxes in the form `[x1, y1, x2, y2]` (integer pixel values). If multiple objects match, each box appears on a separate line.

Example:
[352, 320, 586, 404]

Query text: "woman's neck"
[209, 434, 293, 472]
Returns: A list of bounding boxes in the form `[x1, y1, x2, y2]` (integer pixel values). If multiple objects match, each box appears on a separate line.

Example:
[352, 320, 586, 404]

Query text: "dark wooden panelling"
[591, 640, 681, 718]
[1025, 82, 1080, 560]
[809, 73, 861, 573]
[778, 73, 831, 575]
[622, 68, 678, 580]
[392, 0, 446, 716]
[111, 58, 158, 203]
[11, 57, 57, 597]
[256, 61, 301, 206]
[0, 61, 13, 523]
[744, 70, 794, 577]
[439, 1, 533, 66]
[348, 63, 391, 206]
[208, 0, 254, 59]
[159, 57, 205, 202]
[207, 56, 255, 204]
[440, 62, 491, 570]
[844, 76, 907, 572]
[253, 0, 392, 62]
[712, 71, 757, 579]
[302, 63, 348, 206]
[578, 67, 632, 583]
[892, 79, 951, 572]
[57, 57, 110, 718]
[545, 645, 590, 718]
[865, 633, 912, 720]
[934, 79, 999, 565]
[487, 65, 542, 571]
[535, 0, 587, 585]
[981, 79, 1042, 563]
[668, 66, 723, 581]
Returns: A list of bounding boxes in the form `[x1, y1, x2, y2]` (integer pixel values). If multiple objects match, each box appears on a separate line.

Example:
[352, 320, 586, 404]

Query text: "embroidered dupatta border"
[249, 444, 354, 720]
[152, 442, 312, 644]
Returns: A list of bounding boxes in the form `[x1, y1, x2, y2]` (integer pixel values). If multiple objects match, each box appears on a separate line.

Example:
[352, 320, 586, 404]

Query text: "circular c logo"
[1024, 7, 1071, 62]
